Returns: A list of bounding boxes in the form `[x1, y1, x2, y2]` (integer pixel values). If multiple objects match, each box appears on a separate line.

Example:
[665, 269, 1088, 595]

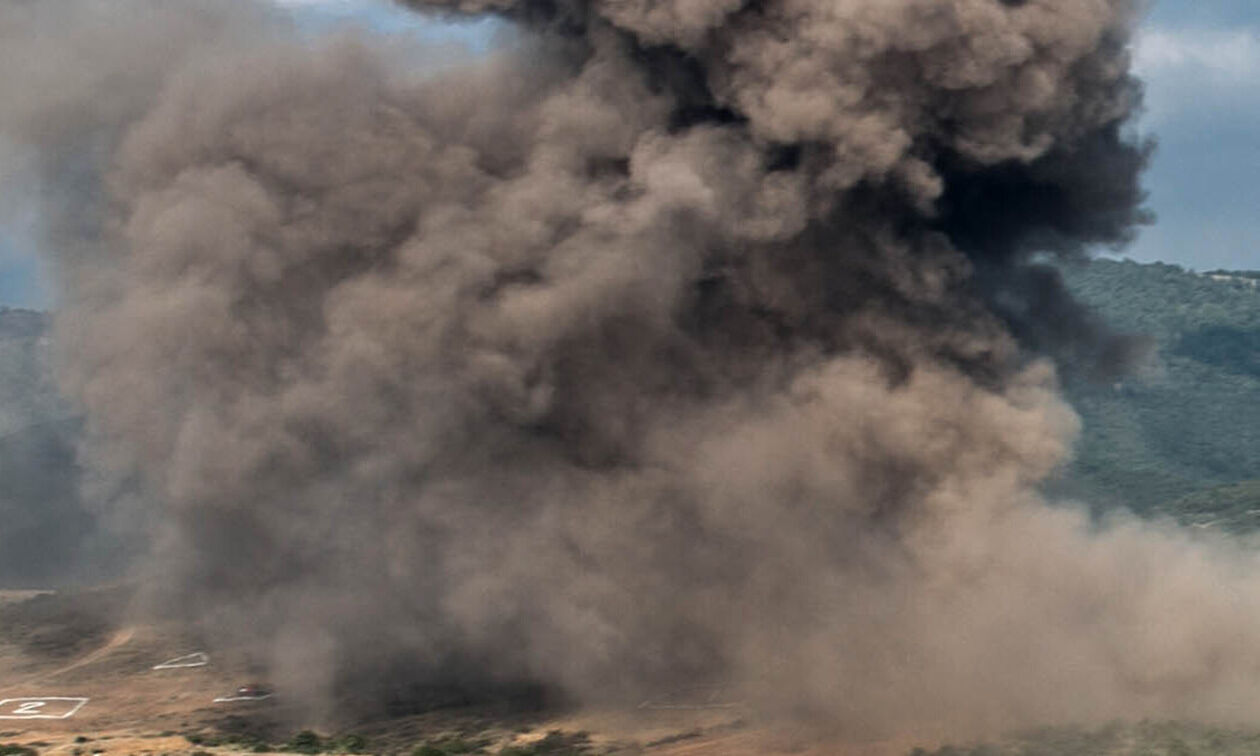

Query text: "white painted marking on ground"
[153, 651, 210, 670]
[212, 693, 273, 703]
[0, 697, 89, 719]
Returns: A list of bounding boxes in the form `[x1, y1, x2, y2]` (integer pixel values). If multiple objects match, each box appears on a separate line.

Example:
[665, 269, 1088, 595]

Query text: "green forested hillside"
[0, 307, 90, 585]
[1055, 259, 1260, 527]
[0, 308, 62, 437]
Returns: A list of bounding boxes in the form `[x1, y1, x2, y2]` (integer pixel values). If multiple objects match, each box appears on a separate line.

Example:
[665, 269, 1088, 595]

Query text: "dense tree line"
[1052, 259, 1260, 527]
[0, 307, 93, 585]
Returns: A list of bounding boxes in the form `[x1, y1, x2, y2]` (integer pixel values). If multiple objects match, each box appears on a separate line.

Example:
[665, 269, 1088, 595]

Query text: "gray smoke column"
[14, 0, 1260, 738]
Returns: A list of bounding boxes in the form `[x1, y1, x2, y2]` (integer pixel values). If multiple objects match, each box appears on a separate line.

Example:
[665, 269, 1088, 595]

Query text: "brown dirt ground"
[0, 590, 920, 756]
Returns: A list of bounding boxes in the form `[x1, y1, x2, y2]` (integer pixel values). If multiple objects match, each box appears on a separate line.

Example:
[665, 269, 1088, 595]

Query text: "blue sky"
[1130, 0, 1260, 271]
[272, 0, 500, 45]
[1, 0, 1257, 308]
[0, 234, 40, 306]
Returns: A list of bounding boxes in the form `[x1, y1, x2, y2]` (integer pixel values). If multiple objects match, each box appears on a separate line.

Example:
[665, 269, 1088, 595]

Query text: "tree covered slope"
[0, 307, 91, 585]
[1055, 259, 1260, 526]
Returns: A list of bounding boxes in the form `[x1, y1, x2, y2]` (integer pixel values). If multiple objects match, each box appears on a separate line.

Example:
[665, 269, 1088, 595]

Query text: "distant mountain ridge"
[0, 307, 65, 436]
[1203, 269, 1260, 283]
[0, 307, 92, 586]
[1055, 258, 1260, 527]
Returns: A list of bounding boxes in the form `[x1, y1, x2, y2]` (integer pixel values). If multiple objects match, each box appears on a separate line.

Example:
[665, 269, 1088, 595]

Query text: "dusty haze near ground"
[7, 0, 1260, 742]
[0, 589, 905, 755]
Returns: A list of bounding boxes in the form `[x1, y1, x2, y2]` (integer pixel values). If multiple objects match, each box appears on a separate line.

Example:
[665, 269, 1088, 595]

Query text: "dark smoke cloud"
[11, 0, 1260, 739]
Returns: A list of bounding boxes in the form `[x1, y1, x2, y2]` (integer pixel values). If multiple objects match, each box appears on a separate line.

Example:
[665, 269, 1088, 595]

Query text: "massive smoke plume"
[10, 0, 1260, 738]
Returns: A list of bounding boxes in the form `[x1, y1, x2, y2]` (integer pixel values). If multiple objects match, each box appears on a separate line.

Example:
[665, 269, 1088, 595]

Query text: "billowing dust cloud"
[9, 0, 1260, 738]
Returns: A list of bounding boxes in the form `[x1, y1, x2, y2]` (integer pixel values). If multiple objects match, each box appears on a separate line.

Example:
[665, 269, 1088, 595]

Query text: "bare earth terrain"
[0, 590, 911, 756]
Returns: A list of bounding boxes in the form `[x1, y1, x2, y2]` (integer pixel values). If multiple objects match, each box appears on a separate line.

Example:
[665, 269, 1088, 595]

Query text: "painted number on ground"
[0, 697, 89, 719]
